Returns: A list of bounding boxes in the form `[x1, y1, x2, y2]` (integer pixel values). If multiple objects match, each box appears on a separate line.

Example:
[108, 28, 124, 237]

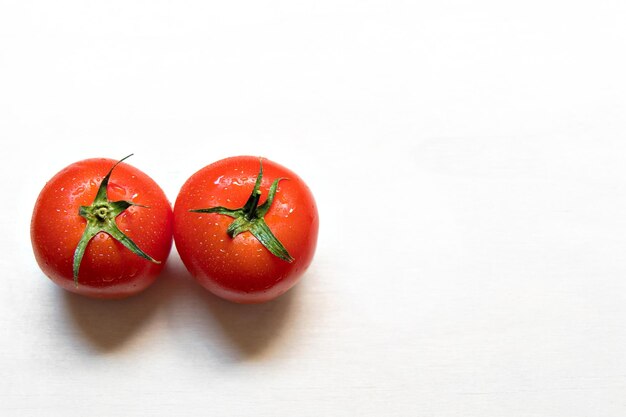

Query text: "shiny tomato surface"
[173, 156, 318, 303]
[31, 158, 173, 299]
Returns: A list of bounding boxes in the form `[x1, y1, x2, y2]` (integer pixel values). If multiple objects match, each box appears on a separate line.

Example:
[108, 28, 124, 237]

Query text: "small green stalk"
[73, 154, 160, 287]
[190, 159, 294, 263]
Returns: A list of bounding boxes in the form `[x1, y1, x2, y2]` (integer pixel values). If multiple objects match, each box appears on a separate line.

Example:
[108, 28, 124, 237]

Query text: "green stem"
[245, 191, 261, 219]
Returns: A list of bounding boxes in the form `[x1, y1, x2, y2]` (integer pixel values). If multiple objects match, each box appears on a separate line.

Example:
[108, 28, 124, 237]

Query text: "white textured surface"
[2, 1, 626, 416]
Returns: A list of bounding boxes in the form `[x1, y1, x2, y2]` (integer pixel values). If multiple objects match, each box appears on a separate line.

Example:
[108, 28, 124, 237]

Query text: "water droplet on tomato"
[72, 186, 85, 196]
[108, 182, 126, 196]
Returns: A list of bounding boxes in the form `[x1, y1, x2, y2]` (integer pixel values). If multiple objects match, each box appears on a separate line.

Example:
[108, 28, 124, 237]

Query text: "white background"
[2, 1, 626, 416]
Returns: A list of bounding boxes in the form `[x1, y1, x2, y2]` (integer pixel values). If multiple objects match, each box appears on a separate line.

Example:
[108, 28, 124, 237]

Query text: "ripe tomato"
[173, 156, 318, 304]
[31, 156, 173, 299]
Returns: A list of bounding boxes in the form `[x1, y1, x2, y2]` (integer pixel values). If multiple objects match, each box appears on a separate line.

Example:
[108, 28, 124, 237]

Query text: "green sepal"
[226, 216, 251, 238]
[72, 154, 160, 287]
[94, 154, 133, 202]
[104, 219, 159, 264]
[242, 160, 264, 216]
[189, 158, 294, 263]
[72, 226, 100, 286]
[189, 206, 241, 218]
[249, 219, 294, 262]
[256, 178, 286, 217]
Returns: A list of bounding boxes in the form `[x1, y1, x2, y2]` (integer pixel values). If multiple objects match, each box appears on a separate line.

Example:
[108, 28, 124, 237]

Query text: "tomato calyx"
[72, 155, 160, 287]
[190, 159, 294, 263]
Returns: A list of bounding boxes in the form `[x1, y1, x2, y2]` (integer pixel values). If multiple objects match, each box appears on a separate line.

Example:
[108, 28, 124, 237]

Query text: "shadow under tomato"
[195, 282, 301, 361]
[63, 260, 186, 352]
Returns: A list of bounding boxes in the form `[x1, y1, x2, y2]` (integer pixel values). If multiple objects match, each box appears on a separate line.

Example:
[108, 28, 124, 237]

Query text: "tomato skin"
[31, 158, 173, 299]
[173, 156, 319, 304]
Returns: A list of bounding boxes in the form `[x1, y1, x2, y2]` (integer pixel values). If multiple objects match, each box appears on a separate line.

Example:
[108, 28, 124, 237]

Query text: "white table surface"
[2, 1, 626, 416]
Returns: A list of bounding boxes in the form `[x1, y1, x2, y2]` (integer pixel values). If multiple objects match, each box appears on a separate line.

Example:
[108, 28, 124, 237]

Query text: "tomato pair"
[30, 155, 319, 303]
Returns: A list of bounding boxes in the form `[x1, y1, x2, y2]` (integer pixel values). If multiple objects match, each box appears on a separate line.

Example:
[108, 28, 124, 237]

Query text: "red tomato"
[173, 156, 319, 303]
[31, 156, 173, 299]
